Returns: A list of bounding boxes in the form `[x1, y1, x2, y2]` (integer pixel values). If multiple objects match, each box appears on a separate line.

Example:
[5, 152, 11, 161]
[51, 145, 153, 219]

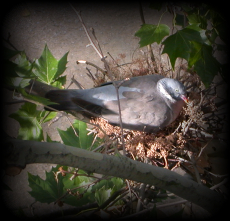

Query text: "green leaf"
[135, 24, 170, 47]
[42, 111, 57, 123]
[63, 170, 93, 190]
[93, 177, 124, 199]
[92, 179, 110, 192]
[58, 120, 101, 150]
[32, 44, 68, 85]
[29, 165, 95, 206]
[64, 190, 94, 207]
[162, 26, 204, 68]
[110, 177, 124, 194]
[210, 10, 227, 44]
[175, 13, 187, 28]
[180, 25, 204, 43]
[4, 52, 32, 88]
[186, 24, 210, 44]
[4, 60, 18, 79]
[28, 173, 56, 204]
[162, 31, 190, 68]
[4, 51, 33, 88]
[4, 45, 67, 89]
[10, 78, 31, 88]
[9, 102, 44, 141]
[14, 52, 33, 78]
[51, 75, 66, 88]
[19, 88, 58, 106]
[93, 177, 125, 206]
[55, 51, 69, 79]
[3, 47, 21, 60]
[179, 3, 193, 13]
[188, 41, 202, 67]
[187, 14, 207, 29]
[28, 166, 65, 204]
[61, 169, 95, 206]
[193, 43, 220, 87]
[9, 102, 55, 141]
[28, 165, 124, 207]
[95, 186, 112, 206]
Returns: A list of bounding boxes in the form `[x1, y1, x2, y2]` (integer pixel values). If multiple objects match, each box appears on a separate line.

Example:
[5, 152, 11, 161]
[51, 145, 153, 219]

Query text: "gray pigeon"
[46, 74, 188, 133]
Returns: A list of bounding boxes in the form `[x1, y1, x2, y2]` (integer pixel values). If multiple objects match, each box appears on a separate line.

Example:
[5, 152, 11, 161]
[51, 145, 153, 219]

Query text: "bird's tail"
[45, 90, 82, 111]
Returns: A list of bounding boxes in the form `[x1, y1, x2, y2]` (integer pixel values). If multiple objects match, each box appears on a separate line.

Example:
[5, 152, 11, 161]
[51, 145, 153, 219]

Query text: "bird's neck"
[157, 81, 185, 123]
[169, 99, 185, 123]
[157, 81, 176, 103]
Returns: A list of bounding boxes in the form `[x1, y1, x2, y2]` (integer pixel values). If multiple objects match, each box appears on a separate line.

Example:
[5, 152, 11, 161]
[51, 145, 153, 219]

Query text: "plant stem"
[70, 3, 126, 155]
[138, 2, 156, 65]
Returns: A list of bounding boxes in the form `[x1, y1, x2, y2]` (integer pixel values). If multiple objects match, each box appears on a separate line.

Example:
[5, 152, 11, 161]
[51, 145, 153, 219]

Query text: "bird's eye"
[175, 89, 179, 92]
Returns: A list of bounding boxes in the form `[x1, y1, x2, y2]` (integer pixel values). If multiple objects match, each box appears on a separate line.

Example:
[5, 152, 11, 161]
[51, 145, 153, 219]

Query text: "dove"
[46, 74, 188, 133]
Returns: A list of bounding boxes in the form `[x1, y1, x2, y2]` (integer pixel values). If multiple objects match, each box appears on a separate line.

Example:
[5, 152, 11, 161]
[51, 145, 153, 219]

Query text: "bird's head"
[157, 78, 188, 103]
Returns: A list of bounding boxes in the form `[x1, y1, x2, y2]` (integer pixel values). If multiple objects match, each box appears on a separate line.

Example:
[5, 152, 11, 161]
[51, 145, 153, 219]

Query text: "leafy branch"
[135, 3, 226, 87]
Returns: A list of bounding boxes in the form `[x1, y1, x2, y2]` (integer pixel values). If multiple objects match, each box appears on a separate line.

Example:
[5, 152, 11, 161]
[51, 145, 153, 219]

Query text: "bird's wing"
[45, 75, 172, 132]
[101, 93, 172, 132]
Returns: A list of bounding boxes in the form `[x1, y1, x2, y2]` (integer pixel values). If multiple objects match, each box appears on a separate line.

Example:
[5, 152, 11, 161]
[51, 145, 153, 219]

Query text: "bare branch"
[70, 4, 127, 155]
[138, 2, 156, 64]
[76, 60, 106, 74]
[69, 4, 103, 59]
[4, 137, 226, 215]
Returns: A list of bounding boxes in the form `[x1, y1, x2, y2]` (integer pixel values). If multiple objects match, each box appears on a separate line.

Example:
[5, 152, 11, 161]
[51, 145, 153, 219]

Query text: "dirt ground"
[2, 2, 227, 219]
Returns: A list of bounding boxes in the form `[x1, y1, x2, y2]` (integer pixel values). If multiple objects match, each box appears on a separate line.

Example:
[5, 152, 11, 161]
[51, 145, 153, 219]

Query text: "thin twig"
[76, 60, 106, 74]
[4, 100, 26, 105]
[190, 154, 202, 184]
[139, 2, 146, 24]
[182, 92, 207, 135]
[29, 78, 36, 94]
[189, 128, 213, 138]
[13, 90, 80, 137]
[105, 189, 129, 208]
[90, 186, 128, 215]
[136, 183, 146, 212]
[92, 143, 106, 152]
[70, 75, 85, 89]
[54, 175, 105, 204]
[102, 58, 126, 155]
[65, 116, 79, 137]
[138, 2, 155, 63]
[117, 199, 188, 220]
[3, 33, 19, 51]
[69, 4, 103, 58]
[90, 27, 104, 58]
[86, 67, 97, 81]
[210, 178, 228, 190]
[71, 3, 127, 155]
[126, 179, 132, 204]
[197, 140, 212, 159]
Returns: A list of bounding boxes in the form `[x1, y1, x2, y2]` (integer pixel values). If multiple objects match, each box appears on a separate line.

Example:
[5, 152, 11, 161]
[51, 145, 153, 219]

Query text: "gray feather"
[45, 74, 187, 133]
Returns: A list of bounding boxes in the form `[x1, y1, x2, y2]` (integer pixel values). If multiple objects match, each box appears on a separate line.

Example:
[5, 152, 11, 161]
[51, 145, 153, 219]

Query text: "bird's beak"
[181, 95, 188, 103]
